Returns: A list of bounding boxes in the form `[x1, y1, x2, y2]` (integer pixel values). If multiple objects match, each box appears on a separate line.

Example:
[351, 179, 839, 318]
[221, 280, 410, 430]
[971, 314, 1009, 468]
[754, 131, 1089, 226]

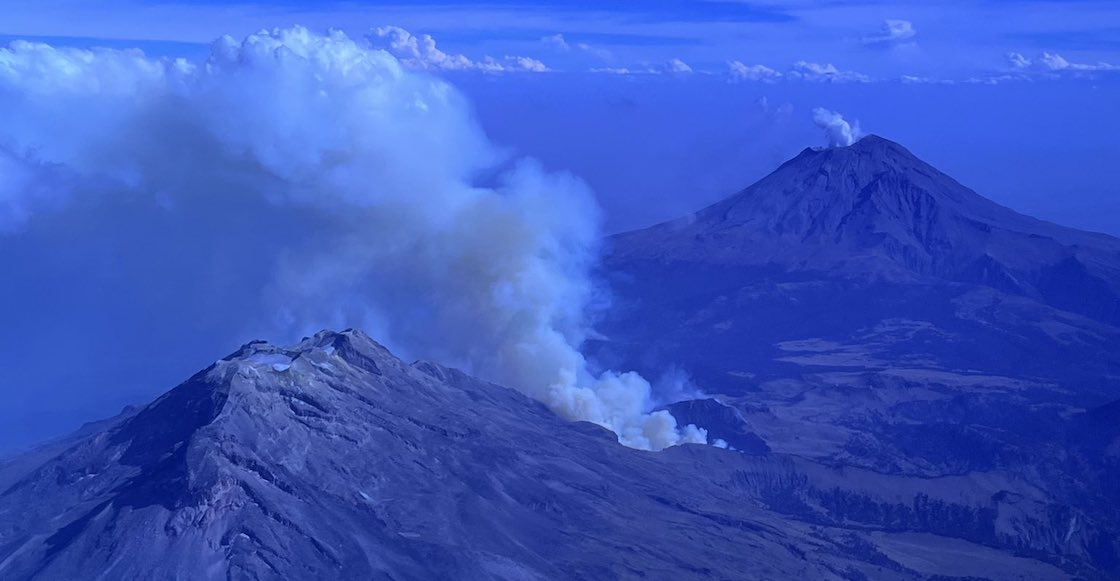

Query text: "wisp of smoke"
[651, 367, 706, 409]
[812, 108, 862, 147]
[0, 28, 706, 451]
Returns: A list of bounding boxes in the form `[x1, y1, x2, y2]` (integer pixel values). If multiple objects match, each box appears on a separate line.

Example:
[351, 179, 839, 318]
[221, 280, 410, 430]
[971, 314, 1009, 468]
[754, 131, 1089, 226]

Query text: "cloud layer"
[728, 60, 870, 83]
[0, 27, 705, 451]
[1007, 51, 1119, 73]
[375, 26, 549, 73]
[728, 61, 783, 83]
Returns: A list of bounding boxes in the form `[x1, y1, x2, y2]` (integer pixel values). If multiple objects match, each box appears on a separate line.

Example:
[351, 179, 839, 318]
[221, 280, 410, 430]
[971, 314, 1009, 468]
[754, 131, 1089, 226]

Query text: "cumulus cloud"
[374, 26, 549, 73]
[973, 51, 1120, 84]
[0, 40, 195, 94]
[590, 67, 633, 75]
[727, 59, 869, 83]
[963, 74, 1018, 85]
[590, 59, 694, 76]
[900, 75, 953, 85]
[504, 56, 550, 73]
[862, 19, 917, 47]
[665, 58, 693, 74]
[0, 27, 706, 451]
[1007, 51, 1119, 73]
[728, 61, 783, 82]
[790, 61, 871, 83]
[812, 108, 863, 147]
[1006, 52, 1032, 70]
[541, 33, 612, 61]
[542, 33, 570, 50]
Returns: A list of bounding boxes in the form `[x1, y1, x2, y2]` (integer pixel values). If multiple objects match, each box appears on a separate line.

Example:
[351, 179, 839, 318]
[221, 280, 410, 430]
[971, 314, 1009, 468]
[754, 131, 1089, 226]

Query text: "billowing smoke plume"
[0, 28, 706, 451]
[812, 108, 862, 147]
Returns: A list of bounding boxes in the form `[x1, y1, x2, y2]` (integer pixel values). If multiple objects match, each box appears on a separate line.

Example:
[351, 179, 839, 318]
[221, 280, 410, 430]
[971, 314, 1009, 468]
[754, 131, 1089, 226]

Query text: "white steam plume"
[812, 108, 862, 147]
[0, 28, 706, 451]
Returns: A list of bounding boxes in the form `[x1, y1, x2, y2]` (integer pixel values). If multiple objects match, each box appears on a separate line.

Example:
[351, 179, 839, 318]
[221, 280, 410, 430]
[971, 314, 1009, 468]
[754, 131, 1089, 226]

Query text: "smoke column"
[0, 28, 706, 451]
[812, 107, 862, 147]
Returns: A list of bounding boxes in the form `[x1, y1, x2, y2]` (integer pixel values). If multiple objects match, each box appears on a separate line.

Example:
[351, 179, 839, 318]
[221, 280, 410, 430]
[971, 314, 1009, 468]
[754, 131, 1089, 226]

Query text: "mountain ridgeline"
[2, 136, 1119, 579]
[0, 330, 1017, 581]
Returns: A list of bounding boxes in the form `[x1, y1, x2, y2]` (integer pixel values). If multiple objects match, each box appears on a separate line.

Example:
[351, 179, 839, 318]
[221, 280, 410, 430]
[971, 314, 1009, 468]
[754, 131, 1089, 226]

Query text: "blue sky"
[0, 0, 1118, 451]
[3, 0, 1120, 79]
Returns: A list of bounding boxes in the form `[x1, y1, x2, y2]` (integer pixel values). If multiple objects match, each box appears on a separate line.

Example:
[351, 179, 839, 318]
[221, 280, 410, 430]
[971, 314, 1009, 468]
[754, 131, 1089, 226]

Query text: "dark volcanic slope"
[599, 135, 1120, 386]
[591, 136, 1120, 578]
[3, 330, 1019, 581]
[0, 331, 1089, 580]
[611, 135, 1120, 325]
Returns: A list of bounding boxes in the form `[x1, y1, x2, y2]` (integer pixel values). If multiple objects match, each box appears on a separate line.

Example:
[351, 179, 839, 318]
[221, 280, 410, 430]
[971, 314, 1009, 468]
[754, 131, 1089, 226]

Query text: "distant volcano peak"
[704, 134, 976, 238]
[608, 135, 1120, 325]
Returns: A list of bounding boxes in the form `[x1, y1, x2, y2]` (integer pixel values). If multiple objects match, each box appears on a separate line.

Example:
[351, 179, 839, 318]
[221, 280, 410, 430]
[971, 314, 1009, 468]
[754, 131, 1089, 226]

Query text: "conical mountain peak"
[637, 134, 991, 267]
[777, 135, 942, 198]
[608, 136, 1120, 324]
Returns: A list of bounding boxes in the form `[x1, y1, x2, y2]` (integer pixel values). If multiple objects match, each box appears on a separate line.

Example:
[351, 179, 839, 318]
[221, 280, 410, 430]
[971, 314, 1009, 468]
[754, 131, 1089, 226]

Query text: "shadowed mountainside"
[0, 330, 1089, 580]
[609, 135, 1120, 326]
[592, 135, 1120, 578]
[597, 134, 1120, 395]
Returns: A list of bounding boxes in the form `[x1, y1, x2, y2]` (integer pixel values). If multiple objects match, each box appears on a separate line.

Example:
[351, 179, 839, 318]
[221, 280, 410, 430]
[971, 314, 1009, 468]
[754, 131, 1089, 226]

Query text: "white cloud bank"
[590, 58, 694, 76]
[727, 60, 870, 83]
[1007, 51, 1119, 73]
[791, 61, 871, 83]
[728, 61, 783, 83]
[0, 27, 706, 451]
[665, 58, 693, 74]
[375, 26, 549, 73]
[541, 33, 613, 61]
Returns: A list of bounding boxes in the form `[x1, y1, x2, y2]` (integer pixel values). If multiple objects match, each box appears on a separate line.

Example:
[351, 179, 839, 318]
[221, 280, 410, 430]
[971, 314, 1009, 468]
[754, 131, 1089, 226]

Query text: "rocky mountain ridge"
[8, 329, 1051, 580]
